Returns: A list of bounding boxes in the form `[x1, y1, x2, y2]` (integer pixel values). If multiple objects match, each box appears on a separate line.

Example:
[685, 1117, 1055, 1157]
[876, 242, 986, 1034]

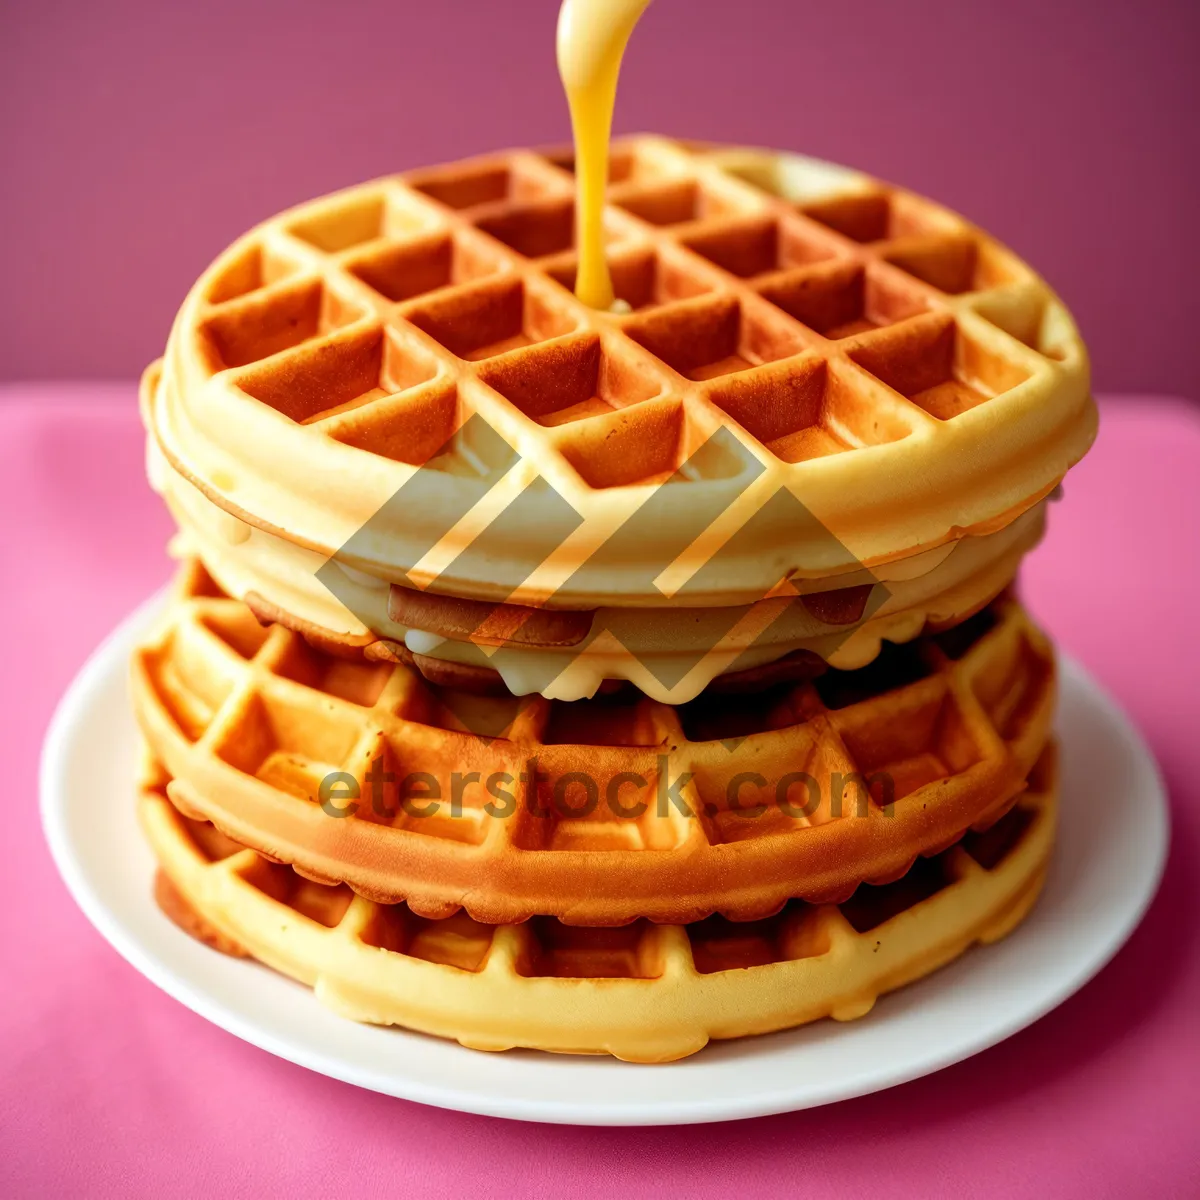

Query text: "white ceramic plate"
[41, 595, 1169, 1126]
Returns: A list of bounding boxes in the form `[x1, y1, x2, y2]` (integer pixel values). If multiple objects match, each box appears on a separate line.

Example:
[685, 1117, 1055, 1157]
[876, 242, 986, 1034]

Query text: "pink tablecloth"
[2, 385, 1198, 1197]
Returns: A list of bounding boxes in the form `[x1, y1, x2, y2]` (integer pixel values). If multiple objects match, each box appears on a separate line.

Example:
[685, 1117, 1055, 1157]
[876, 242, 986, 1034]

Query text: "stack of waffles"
[134, 137, 1095, 1061]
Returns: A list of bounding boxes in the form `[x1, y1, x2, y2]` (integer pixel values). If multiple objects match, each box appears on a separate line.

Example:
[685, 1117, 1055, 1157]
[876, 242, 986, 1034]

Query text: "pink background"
[2, 0, 1197, 399]
[2, 388, 1199, 1195]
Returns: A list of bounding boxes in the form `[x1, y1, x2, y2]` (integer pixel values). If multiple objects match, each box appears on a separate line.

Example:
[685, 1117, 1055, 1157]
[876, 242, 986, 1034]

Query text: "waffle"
[141, 742, 1057, 1062]
[131, 563, 1055, 925]
[144, 135, 1095, 613]
[148, 422, 1046, 701]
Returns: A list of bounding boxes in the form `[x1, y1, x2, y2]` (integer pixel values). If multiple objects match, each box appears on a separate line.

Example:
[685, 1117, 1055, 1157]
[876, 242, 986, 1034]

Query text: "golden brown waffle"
[131, 564, 1055, 925]
[145, 136, 1095, 610]
[141, 743, 1057, 1062]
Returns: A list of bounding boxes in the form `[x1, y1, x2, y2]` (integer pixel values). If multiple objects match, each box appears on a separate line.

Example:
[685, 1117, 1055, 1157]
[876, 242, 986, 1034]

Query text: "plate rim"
[40, 592, 1170, 1126]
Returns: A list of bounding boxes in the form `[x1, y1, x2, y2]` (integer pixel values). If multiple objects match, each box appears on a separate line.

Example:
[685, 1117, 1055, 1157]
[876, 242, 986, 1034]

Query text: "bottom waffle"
[141, 744, 1057, 1063]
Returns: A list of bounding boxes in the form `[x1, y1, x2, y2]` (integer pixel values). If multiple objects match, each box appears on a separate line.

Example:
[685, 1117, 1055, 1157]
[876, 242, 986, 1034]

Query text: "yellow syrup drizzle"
[557, 0, 653, 310]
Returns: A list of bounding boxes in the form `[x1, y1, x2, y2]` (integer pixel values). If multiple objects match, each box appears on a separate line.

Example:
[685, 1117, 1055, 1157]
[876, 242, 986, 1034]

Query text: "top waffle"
[147, 136, 1095, 608]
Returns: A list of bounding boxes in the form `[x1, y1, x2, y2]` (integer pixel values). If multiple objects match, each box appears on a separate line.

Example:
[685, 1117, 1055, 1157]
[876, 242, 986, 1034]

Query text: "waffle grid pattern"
[142, 742, 1056, 1061]
[133, 565, 1055, 925]
[187, 137, 1077, 488]
[147, 137, 1095, 608]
